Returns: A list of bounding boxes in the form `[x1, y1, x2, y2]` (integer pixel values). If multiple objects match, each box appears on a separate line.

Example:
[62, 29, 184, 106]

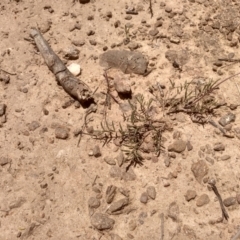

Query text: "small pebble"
[186, 141, 193, 151]
[63, 46, 79, 60]
[87, 15, 94, 20]
[104, 157, 116, 165]
[114, 20, 121, 28]
[89, 39, 97, 46]
[213, 142, 225, 151]
[0, 74, 10, 84]
[220, 155, 231, 161]
[71, 39, 85, 47]
[168, 139, 186, 153]
[28, 121, 41, 131]
[128, 42, 139, 51]
[0, 156, 11, 166]
[170, 37, 180, 44]
[107, 198, 129, 214]
[163, 179, 170, 187]
[128, 219, 137, 231]
[213, 61, 222, 67]
[205, 156, 214, 165]
[88, 197, 101, 208]
[92, 145, 101, 157]
[191, 160, 209, 184]
[219, 113, 236, 126]
[106, 11, 113, 18]
[168, 152, 176, 158]
[22, 88, 28, 93]
[223, 197, 236, 207]
[152, 156, 158, 163]
[229, 104, 238, 110]
[114, 80, 131, 94]
[67, 63, 81, 76]
[155, 20, 163, 27]
[164, 157, 170, 167]
[91, 213, 115, 230]
[125, 15, 132, 20]
[0, 104, 6, 116]
[160, 2, 166, 7]
[55, 126, 69, 139]
[168, 202, 179, 221]
[196, 194, 210, 207]
[146, 186, 156, 200]
[149, 29, 159, 36]
[109, 166, 122, 179]
[111, 43, 116, 48]
[185, 190, 197, 201]
[165, 6, 172, 13]
[122, 167, 136, 181]
[140, 192, 148, 204]
[103, 46, 108, 51]
[116, 151, 124, 166]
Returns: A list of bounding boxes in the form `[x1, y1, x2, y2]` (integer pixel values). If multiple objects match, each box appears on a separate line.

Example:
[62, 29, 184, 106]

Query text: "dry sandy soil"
[1, 0, 240, 239]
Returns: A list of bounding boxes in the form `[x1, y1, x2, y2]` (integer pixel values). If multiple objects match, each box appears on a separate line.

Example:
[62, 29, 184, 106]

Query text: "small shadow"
[80, 97, 95, 109]
[118, 91, 132, 100]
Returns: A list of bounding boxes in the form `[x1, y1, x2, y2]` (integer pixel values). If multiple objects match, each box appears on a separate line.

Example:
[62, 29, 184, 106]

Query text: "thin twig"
[0, 68, 17, 76]
[103, 71, 119, 104]
[208, 181, 229, 221]
[148, 0, 153, 18]
[218, 58, 240, 62]
[102, 71, 119, 122]
[92, 175, 99, 186]
[77, 104, 97, 147]
[160, 213, 164, 240]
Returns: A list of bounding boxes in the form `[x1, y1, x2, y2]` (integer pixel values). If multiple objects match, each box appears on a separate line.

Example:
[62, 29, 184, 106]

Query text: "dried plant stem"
[189, 71, 240, 107]
[0, 68, 16, 75]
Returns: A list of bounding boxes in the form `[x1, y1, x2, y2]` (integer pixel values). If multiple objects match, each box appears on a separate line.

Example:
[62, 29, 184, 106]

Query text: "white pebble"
[67, 63, 81, 76]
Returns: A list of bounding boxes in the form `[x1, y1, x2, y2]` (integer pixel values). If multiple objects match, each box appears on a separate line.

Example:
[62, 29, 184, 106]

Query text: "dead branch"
[30, 28, 93, 103]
